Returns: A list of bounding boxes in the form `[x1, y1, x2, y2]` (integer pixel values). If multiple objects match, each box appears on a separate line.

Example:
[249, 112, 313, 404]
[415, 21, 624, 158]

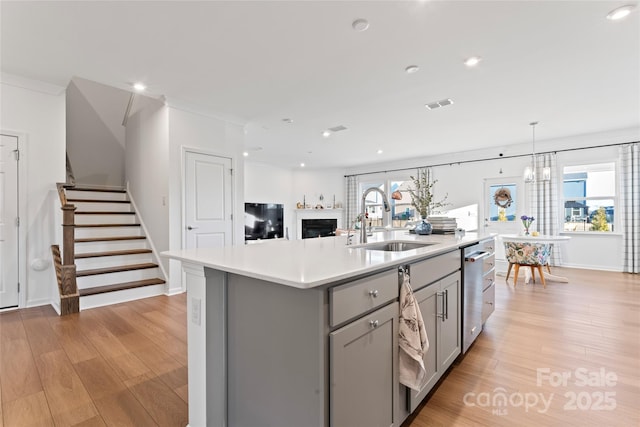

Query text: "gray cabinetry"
[407, 271, 461, 413]
[330, 301, 399, 427]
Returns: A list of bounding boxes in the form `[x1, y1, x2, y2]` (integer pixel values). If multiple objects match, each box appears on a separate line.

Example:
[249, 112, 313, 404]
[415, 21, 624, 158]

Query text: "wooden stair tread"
[67, 199, 131, 203]
[75, 249, 152, 259]
[76, 211, 135, 215]
[79, 278, 165, 297]
[75, 236, 146, 243]
[76, 223, 141, 228]
[77, 263, 158, 277]
[68, 187, 126, 193]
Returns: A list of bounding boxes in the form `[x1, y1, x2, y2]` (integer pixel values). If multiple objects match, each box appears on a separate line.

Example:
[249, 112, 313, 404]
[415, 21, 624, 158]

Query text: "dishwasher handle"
[465, 251, 489, 262]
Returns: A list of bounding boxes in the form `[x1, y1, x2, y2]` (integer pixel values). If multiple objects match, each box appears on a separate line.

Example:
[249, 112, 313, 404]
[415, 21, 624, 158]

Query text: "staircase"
[65, 186, 166, 310]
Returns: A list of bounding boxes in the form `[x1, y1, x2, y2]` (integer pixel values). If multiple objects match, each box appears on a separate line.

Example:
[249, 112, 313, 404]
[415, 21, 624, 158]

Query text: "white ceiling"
[2, 1, 639, 169]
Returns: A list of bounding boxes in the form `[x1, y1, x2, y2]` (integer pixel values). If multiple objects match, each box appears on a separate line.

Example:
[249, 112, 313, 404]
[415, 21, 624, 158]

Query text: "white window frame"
[560, 161, 619, 233]
[358, 171, 414, 228]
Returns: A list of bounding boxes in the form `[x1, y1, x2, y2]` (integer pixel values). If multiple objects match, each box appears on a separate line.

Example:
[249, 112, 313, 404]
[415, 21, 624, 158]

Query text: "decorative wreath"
[493, 187, 513, 208]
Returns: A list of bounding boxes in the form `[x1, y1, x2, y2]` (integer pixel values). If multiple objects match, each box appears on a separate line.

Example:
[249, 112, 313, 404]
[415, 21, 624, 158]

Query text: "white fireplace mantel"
[295, 208, 344, 239]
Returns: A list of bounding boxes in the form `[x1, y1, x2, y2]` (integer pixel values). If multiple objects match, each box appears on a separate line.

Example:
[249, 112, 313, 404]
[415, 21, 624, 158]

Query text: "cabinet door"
[407, 282, 439, 413]
[439, 272, 461, 371]
[330, 302, 398, 427]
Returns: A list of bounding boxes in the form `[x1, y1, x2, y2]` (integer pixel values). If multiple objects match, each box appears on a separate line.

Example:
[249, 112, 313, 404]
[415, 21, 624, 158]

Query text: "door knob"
[187, 225, 199, 230]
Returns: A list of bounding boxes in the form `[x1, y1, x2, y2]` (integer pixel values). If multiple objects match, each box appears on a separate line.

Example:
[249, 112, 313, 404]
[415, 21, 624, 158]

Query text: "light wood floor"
[0, 294, 188, 426]
[1, 268, 638, 426]
[407, 267, 640, 427]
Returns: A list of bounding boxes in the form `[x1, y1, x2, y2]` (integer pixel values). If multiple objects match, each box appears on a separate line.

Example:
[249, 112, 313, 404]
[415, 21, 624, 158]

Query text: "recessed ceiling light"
[377, 149, 383, 154]
[322, 130, 332, 138]
[282, 118, 294, 124]
[300, 162, 305, 168]
[405, 65, 419, 74]
[425, 98, 454, 110]
[133, 82, 146, 92]
[606, 4, 635, 20]
[464, 56, 482, 67]
[243, 151, 249, 157]
[352, 18, 369, 32]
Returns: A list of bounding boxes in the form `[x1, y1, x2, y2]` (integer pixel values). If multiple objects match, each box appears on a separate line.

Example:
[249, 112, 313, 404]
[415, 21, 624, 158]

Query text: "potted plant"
[408, 168, 449, 234]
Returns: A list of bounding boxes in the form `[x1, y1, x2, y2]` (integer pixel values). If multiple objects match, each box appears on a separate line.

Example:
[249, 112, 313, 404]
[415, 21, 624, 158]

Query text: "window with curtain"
[562, 162, 616, 232]
[357, 175, 416, 228]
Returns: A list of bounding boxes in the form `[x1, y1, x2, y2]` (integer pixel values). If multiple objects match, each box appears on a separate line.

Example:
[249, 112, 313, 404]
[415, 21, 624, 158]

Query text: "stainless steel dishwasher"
[462, 242, 490, 354]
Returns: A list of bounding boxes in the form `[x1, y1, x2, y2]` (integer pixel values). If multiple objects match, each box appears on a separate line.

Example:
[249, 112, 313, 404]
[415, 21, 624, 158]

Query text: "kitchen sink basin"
[363, 241, 435, 252]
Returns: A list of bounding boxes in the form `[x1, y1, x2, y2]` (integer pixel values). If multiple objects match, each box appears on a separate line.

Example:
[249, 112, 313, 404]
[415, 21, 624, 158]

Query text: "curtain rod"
[344, 140, 638, 178]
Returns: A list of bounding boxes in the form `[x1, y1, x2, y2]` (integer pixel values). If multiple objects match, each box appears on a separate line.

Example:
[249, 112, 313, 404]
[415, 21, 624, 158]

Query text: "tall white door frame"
[1, 131, 27, 309]
[483, 176, 525, 272]
[182, 148, 235, 251]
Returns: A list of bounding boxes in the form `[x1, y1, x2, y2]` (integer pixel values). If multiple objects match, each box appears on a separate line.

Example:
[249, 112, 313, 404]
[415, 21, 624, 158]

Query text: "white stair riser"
[66, 190, 128, 201]
[75, 226, 143, 239]
[80, 284, 166, 311]
[77, 267, 161, 289]
[75, 254, 153, 270]
[72, 201, 133, 212]
[75, 240, 148, 254]
[75, 214, 138, 225]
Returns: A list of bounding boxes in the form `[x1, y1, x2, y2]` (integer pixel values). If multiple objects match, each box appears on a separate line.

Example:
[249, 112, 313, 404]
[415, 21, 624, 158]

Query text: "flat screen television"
[244, 202, 284, 241]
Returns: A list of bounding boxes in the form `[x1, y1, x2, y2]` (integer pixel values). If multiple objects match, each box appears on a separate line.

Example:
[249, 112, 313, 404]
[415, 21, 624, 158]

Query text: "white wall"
[343, 128, 638, 272]
[555, 145, 623, 271]
[167, 106, 245, 291]
[244, 162, 294, 238]
[1, 75, 66, 307]
[66, 77, 127, 186]
[244, 163, 347, 240]
[125, 96, 170, 278]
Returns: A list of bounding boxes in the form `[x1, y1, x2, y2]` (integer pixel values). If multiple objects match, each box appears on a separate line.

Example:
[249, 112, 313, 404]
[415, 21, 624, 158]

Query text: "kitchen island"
[162, 231, 494, 427]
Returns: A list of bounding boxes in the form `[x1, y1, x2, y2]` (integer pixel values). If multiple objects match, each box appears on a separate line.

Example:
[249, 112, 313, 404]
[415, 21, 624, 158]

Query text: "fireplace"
[295, 208, 343, 239]
[302, 219, 338, 239]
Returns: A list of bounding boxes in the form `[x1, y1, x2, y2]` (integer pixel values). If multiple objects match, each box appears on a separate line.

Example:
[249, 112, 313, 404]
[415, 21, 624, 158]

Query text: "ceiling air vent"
[329, 125, 348, 133]
[425, 98, 454, 110]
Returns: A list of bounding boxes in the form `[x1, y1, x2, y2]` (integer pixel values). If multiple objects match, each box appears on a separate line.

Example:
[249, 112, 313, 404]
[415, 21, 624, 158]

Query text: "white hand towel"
[398, 272, 429, 391]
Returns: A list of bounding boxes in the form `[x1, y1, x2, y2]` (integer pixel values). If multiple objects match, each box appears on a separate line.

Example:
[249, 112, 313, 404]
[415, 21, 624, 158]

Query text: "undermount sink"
[363, 241, 435, 252]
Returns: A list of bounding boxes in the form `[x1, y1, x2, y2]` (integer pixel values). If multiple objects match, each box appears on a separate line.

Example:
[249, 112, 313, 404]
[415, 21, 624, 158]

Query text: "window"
[358, 177, 417, 228]
[562, 163, 615, 232]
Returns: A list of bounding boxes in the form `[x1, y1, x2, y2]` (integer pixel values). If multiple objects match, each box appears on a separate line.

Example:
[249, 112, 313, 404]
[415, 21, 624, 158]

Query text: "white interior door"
[0, 134, 20, 308]
[184, 151, 233, 249]
[483, 177, 524, 266]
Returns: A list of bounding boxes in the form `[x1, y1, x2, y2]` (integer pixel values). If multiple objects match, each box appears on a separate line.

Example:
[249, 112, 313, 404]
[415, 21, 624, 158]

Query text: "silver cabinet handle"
[369, 320, 379, 328]
[369, 290, 379, 298]
[437, 291, 445, 322]
[187, 225, 199, 230]
[444, 289, 449, 320]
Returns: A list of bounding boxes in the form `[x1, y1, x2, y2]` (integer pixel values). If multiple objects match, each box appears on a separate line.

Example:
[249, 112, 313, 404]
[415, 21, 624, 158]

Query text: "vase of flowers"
[408, 168, 449, 235]
[521, 215, 535, 235]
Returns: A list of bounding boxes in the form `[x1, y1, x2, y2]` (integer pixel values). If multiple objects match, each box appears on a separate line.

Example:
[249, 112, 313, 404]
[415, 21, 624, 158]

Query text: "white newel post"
[183, 262, 227, 427]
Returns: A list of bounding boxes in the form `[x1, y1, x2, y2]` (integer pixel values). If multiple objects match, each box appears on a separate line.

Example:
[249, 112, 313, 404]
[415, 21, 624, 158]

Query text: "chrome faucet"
[359, 187, 391, 244]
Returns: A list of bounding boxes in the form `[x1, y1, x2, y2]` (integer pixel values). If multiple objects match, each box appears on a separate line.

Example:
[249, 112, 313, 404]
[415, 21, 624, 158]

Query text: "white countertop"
[162, 231, 494, 289]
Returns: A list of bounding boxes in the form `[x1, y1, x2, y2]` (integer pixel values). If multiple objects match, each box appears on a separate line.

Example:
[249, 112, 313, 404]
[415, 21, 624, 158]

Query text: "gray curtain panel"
[620, 143, 640, 274]
[345, 175, 359, 229]
[529, 152, 562, 266]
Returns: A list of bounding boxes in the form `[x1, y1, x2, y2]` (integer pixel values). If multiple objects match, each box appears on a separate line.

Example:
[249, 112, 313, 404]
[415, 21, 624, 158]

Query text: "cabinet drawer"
[483, 254, 495, 275]
[330, 269, 399, 327]
[410, 250, 461, 290]
[482, 282, 495, 324]
[482, 238, 495, 254]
